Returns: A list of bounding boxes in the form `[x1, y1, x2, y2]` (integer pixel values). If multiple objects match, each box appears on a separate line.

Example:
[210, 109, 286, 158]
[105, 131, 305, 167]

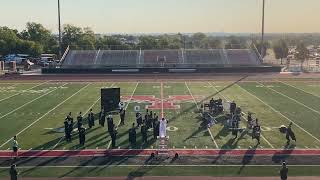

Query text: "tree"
[96, 36, 123, 50]
[62, 24, 83, 50]
[138, 36, 159, 49]
[0, 27, 19, 55]
[225, 36, 247, 49]
[273, 39, 289, 65]
[295, 42, 309, 69]
[19, 22, 57, 54]
[191, 32, 207, 48]
[15, 40, 43, 57]
[78, 27, 96, 50]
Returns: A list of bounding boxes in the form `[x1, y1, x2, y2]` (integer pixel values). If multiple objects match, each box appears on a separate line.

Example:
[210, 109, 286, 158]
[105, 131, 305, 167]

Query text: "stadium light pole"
[58, 0, 62, 59]
[261, 0, 265, 58]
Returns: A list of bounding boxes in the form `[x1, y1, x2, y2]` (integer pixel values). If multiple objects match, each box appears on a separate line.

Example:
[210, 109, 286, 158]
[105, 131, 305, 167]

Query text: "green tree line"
[1, 23, 256, 57]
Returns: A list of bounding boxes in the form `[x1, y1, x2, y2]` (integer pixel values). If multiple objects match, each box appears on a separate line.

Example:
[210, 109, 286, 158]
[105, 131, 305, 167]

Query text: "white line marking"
[237, 84, 320, 144]
[0, 83, 68, 120]
[257, 82, 320, 115]
[0, 81, 49, 102]
[0, 165, 319, 169]
[209, 82, 275, 149]
[107, 82, 140, 149]
[0, 84, 91, 148]
[185, 82, 219, 149]
[277, 80, 320, 99]
[52, 83, 116, 150]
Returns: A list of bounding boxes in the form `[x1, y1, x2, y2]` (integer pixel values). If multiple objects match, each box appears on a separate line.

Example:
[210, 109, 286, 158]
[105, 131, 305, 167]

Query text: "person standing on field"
[10, 164, 18, 180]
[12, 136, 18, 159]
[280, 162, 288, 180]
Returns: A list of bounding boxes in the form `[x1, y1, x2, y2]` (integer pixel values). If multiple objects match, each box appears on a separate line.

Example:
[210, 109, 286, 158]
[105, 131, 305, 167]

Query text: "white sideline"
[277, 80, 320, 99]
[0, 83, 91, 148]
[0, 83, 68, 120]
[236, 84, 320, 144]
[0, 165, 319, 168]
[257, 82, 320, 115]
[52, 82, 116, 150]
[0, 81, 49, 102]
[107, 82, 140, 149]
[185, 82, 219, 149]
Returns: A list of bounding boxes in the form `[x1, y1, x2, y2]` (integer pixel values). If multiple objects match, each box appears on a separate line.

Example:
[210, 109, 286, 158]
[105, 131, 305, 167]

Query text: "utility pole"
[58, 0, 62, 59]
[261, 0, 265, 58]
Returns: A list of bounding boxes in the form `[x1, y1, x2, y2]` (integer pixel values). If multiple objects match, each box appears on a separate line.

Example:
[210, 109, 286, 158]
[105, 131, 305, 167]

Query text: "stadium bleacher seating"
[184, 49, 223, 64]
[143, 50, 181, 64]
[97, 50, 139, 66]
[63, 50, 97, 65]
[61, 49, 262, 67]
[226, 49, 260, 65]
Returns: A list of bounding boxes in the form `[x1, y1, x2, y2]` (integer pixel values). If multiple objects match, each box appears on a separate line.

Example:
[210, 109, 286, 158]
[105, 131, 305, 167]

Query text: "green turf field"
[0, 80, 320, 151]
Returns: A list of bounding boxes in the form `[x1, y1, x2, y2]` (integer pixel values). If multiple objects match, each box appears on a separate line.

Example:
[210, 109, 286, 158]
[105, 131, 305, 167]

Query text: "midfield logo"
[121, 95, 204, 110]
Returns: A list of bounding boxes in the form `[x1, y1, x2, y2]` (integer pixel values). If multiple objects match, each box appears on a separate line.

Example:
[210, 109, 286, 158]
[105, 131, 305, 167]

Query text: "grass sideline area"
[0, 166, 320, 177]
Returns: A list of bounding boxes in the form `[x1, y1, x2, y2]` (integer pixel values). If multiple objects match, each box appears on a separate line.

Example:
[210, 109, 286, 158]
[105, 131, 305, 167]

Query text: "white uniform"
[159, 119, 167, 138]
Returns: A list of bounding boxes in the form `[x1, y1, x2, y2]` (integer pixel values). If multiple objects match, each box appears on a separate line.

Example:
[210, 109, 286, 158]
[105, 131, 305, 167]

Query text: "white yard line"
[0, 81, 49, 102]
[208, 82, 274, 149]
[277, 80, 320, 99]
[236, 84, 320, 144]
[185, 82, 219, 149]
[52, 83, 116, 150]
[0, 83, 91, 148]
[107, 82, 140, 149]
[257, 82, 320, 115]
[0, 83, 68, 120]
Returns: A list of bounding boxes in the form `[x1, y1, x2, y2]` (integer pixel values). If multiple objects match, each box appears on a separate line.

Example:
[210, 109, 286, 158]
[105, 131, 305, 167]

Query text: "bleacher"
[143, 50, 181, 65]
[97, 50, 139, 66]
[226, 49, 260, 65]
[61, 49, 262, 67]
[185, 49, 223, 64]
[63, 50, 97, 66]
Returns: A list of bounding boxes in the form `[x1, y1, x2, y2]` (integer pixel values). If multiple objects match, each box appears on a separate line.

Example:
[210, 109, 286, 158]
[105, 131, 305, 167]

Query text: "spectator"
[10, 164, 18, 180]
[12, 136, 18, 159]
[280, 162, 288, 180]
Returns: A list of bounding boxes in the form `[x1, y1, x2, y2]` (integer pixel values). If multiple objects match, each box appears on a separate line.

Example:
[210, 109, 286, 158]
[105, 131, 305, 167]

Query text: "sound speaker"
[101, 88, 120, 113]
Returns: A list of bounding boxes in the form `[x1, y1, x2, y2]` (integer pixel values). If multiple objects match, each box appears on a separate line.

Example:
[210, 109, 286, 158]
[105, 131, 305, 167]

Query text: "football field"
[0, 79, 320, 151]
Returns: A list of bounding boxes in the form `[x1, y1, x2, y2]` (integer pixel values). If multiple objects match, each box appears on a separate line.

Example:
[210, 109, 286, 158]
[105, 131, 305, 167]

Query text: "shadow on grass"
[272, 143, 296, 164]
[238, 145, 258, 174]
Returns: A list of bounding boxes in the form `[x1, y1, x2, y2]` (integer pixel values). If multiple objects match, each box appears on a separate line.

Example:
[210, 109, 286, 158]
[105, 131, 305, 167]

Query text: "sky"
[0, 0, 319, 34]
